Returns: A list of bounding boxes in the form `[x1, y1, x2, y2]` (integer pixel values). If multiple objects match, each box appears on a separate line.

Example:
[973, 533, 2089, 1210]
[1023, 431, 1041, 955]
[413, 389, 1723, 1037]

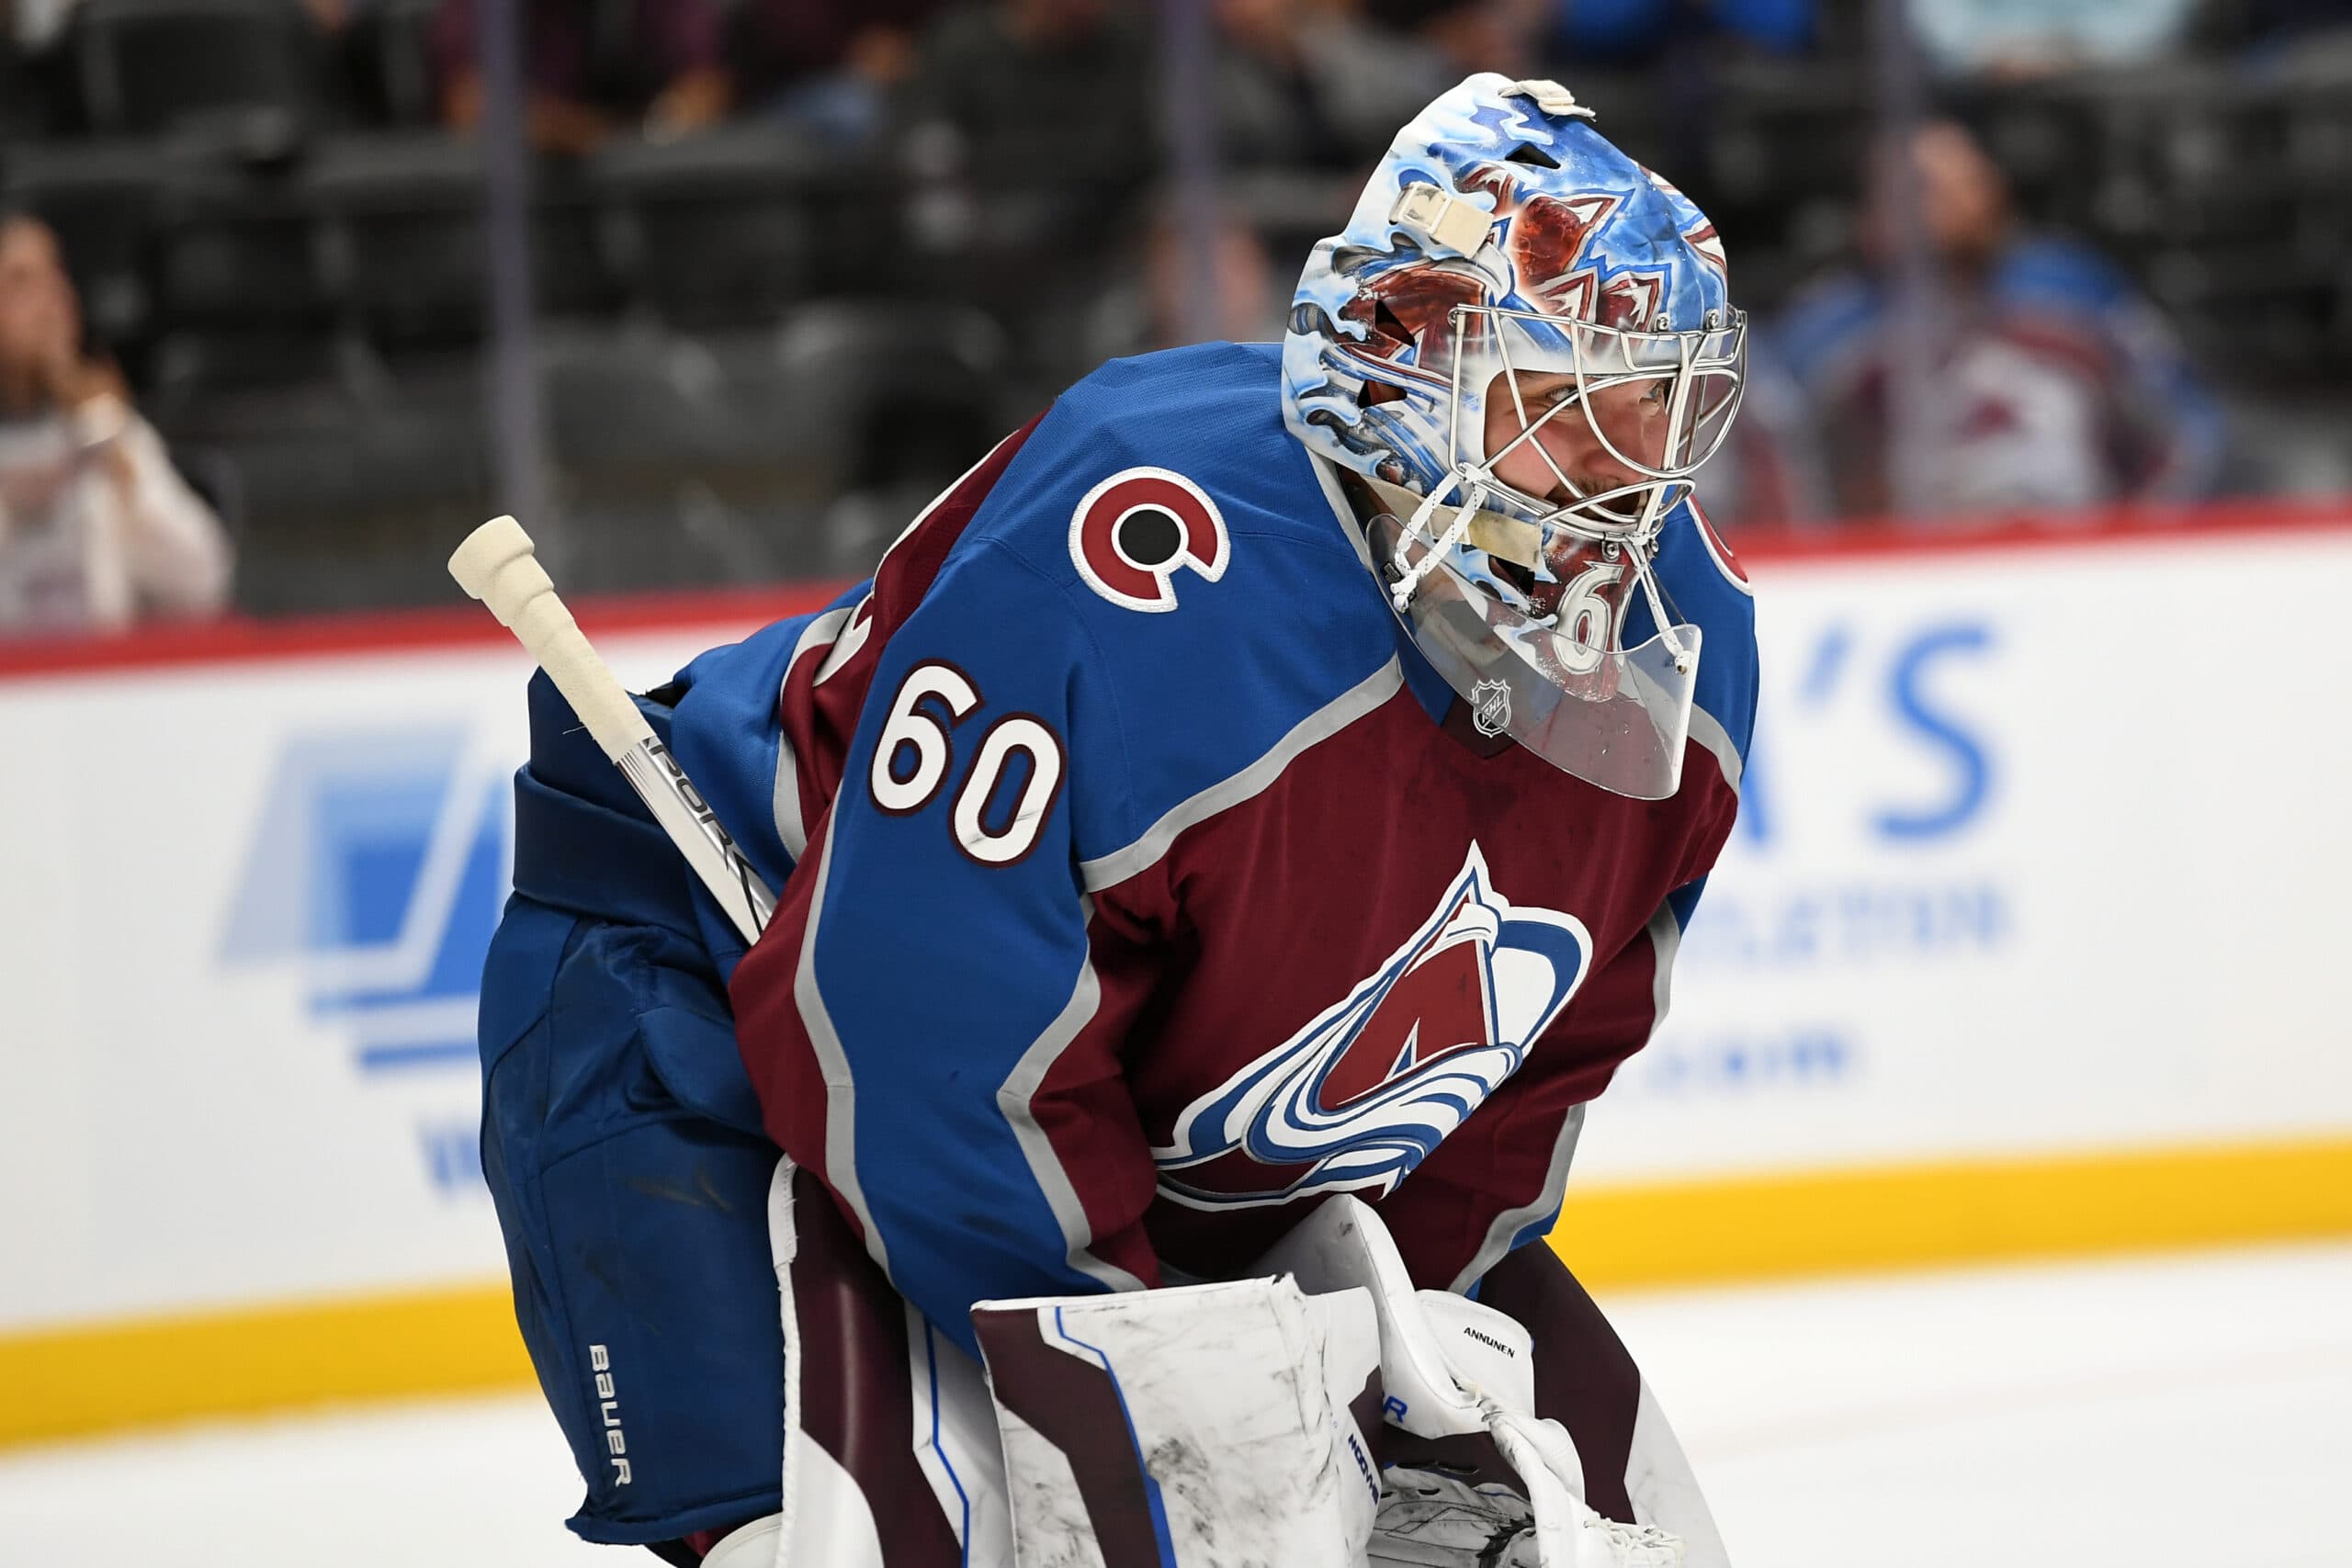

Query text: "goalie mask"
[1283, 73, 1747, 799]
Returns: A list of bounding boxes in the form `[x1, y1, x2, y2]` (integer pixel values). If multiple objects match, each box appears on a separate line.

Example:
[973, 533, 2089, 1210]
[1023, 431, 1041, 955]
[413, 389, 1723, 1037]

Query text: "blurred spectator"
[731, 0, 947, 145]
[1546, 0, 1812, 66]
[1907, 0, 2196, 77]
[1777, 120, 2224, 520]
[433, 0, 729, 154]
[0, 214, 232, 635]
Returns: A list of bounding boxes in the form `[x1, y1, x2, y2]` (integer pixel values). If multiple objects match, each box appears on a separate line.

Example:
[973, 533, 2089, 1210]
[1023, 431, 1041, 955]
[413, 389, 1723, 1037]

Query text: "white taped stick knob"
[447, 513, 537, 608]
[447, 515, 652, 761]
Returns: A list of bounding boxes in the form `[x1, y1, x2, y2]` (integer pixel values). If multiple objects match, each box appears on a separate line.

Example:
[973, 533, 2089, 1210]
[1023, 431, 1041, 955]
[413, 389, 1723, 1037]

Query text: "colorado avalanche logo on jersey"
[1068, 466, 1229, 613]
[1155, 843, 1591, 1210]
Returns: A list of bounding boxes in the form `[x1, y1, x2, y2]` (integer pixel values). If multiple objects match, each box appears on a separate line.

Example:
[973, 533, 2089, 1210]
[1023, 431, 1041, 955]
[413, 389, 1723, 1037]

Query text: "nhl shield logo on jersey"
[1154, 843, 1592, 1210]
[1470, 679, 1511, 737]
[1068, 466, 1229, 613]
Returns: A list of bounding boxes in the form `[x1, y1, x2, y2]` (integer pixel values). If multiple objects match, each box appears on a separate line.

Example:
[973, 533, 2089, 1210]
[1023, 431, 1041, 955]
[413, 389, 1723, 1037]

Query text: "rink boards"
[3, 510, 2348, 1445]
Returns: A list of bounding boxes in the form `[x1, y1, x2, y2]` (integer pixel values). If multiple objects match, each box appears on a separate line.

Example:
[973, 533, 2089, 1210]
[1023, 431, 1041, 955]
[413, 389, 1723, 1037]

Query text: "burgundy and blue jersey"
[662, 340, 1758, 1357]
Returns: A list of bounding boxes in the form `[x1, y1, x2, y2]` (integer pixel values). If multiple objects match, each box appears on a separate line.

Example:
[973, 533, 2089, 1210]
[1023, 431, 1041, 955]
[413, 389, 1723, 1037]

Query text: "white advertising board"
[1, 525, 2348, 1337]
[1578, 525, 2352, 1181]
[0, 622, 758, 1332]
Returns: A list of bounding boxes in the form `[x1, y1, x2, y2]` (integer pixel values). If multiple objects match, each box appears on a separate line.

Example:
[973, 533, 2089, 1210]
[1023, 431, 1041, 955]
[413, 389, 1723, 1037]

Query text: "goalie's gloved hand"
[1370, 1464, 1684, 1568]
[1370, 1467, 1535, 1567]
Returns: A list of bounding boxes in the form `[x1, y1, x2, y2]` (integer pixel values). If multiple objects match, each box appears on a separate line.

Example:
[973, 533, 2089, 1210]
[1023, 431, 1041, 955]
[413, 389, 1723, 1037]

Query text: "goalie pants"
[477, 673, 791, 1549]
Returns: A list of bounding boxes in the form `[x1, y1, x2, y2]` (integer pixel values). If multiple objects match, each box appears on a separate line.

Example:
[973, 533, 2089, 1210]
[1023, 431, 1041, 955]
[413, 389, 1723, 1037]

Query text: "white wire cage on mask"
[1442, 300, 1747, 536]
[1375, 301, 1745, 798]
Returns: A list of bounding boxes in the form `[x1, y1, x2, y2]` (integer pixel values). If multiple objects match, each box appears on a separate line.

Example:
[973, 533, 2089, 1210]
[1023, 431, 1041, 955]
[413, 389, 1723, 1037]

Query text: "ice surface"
[4, 1241, 2347, 1567]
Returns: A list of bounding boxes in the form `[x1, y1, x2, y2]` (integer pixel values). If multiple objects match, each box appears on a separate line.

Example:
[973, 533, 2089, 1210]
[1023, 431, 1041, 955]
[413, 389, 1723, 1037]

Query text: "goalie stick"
[447, 515, 775, 946]
[450, 517, 819, 1564]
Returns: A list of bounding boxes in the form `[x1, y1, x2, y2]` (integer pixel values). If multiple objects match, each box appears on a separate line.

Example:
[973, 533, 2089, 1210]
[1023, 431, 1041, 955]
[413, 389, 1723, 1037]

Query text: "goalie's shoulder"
[945, 338, 1394, 681]
[968, 340, 1377, 606]
[919, 343, 1403, 861]
[1655, 496, 1758, 788]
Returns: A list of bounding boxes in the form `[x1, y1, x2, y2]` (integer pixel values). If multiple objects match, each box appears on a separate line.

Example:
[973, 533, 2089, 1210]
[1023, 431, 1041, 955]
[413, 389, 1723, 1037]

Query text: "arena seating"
[3, 15, 2347, 614]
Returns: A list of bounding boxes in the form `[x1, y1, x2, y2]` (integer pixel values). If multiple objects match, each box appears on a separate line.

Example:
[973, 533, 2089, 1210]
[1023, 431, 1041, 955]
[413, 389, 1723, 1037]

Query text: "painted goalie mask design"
[1283, 74, 1747, 799]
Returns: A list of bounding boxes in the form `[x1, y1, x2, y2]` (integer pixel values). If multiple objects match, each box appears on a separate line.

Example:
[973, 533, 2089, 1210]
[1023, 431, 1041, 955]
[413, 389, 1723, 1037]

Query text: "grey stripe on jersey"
[994, 911, 1153, 1295]
[790, 809, 891, 1272]
[1687, 703, 1743, 795]
[1077, 656, 1404, 893]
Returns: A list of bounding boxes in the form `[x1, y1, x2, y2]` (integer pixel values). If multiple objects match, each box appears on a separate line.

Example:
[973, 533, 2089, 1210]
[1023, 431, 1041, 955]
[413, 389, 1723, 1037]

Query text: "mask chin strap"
[1389, 466, 1489, 613]
[1627, 546, 1692, 673]
[1623, 485, 1695, 675]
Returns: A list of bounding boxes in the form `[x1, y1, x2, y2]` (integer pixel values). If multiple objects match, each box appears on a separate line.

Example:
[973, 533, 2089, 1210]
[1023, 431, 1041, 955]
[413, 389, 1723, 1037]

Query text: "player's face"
[1481, 370, 1669, 509]
[0, 220, 81, 391]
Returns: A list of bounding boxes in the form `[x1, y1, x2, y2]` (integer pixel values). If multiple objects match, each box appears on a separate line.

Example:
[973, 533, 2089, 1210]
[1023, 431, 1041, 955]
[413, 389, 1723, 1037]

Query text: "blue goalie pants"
[476, 673, 786, 1547]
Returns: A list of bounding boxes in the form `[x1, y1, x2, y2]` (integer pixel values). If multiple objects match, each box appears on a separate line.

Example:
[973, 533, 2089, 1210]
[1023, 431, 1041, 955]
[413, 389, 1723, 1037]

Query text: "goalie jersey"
[508, 341, 1756, 1365]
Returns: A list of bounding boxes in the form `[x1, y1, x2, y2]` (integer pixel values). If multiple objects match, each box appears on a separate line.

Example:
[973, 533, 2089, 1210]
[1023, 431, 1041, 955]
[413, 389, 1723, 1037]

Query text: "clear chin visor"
[1371, 510, 1700, 800]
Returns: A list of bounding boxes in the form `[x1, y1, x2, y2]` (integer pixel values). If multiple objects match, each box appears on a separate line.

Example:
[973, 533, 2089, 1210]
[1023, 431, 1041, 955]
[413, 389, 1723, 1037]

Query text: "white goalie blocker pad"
[1261, 1198, 1697, 1568]
[972, 1277, 1385, 1568]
